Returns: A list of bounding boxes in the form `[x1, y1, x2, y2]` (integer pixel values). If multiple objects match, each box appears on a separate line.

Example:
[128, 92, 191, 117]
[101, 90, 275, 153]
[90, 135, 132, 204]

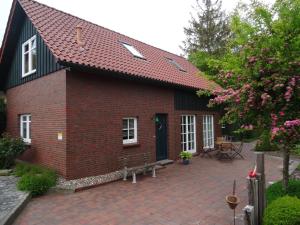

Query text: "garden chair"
[201, 147, 216, 158]
[231, 142, 244, 159]
[218, 142, 233, 160]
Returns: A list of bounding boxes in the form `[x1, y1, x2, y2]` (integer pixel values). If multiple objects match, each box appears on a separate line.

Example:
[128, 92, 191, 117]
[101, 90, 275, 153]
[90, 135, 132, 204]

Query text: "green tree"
[182, 0, 230, 76]
[208, 0, 300, 191]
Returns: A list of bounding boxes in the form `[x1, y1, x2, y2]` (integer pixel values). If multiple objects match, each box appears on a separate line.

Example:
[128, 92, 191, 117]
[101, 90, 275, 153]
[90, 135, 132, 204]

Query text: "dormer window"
[122, 43, 145, 59]
[22, 35, 37, 77]
[166, 58, 186, 72]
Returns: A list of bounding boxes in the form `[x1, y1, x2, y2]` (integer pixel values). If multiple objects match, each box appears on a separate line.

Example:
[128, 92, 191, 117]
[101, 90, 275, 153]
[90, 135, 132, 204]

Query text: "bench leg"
[123, 168, 128, 181]
[132, 172, 137, 184]
[152, 167, 156, 178]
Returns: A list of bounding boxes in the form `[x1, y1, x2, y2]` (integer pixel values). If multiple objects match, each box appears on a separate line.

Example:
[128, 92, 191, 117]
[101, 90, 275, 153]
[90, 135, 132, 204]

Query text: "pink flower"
[248, 56, 257, 63]
[284, 86, 293, 102]
[272, 127, 280, 135]
[284, 119, 300, 127]
[261, 93, 271, 106]
[279, 111, 285, 116]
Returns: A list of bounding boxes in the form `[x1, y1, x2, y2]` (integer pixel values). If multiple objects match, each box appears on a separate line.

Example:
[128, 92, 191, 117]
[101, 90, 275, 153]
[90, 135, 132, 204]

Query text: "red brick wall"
[66, 71, 222, 179]
[6, 70, 67, 176]
[5, 68, 222, 180]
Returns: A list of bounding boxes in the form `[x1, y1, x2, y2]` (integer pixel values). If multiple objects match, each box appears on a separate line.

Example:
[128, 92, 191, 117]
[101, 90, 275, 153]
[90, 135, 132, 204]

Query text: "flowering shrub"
[203, 0, 300, 190]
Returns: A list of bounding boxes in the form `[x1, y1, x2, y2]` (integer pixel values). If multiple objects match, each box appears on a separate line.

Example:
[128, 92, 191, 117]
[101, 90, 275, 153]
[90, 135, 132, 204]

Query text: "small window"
[22, 35, 37, 77]
[166, 58, 186, 72]
[122, 43, 145, 59]
[122, 117, 137, 144]
[20, 114, 31, 144]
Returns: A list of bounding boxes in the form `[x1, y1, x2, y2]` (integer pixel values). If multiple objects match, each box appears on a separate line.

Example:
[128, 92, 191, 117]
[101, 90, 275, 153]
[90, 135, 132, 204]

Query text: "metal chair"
[231, 142, 244, 159]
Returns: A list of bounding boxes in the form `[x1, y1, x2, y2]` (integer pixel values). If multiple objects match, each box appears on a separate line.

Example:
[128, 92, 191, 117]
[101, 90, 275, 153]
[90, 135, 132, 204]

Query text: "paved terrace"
[14, 142, 282, 225]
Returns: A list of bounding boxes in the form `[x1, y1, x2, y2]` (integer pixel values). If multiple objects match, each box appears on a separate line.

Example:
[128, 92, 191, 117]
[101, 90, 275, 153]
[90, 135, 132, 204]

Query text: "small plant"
[266, 180, 300, 204]
[180, 151, 192, 165]
[263, 196, 300, 225]
[0, 134, 26, 169]
[15, 162, 57, 196]
[180, 151, 193, 160]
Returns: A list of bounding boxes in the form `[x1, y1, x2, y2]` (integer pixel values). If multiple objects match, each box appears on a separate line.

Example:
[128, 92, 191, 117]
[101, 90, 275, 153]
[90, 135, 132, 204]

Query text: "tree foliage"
[182, 0, 231, 76]
[207, 0, 300, 190]
[182, 0, 230, 55]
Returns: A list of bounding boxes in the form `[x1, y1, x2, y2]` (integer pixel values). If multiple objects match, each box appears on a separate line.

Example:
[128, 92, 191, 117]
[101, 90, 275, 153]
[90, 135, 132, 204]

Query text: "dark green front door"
[155, 114, 168, 161]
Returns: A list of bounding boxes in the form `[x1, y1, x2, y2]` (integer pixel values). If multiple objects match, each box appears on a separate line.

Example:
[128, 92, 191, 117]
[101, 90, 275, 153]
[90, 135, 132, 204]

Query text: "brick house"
[0, 0, 222, 180]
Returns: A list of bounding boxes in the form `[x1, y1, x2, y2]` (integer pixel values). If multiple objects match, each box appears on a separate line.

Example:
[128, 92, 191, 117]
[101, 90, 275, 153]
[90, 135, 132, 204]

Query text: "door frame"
[180, 115, 197, 154]
[155, 113, 169, 161]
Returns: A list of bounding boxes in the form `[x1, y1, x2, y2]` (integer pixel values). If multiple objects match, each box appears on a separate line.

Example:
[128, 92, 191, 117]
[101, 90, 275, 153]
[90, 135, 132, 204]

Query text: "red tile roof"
[16, 0, 220, 90]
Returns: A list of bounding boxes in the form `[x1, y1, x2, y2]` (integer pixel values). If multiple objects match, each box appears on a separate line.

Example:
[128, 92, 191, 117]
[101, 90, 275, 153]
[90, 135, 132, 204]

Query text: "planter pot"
[226, 195, 240, 210]
[182, 159, 190, 165]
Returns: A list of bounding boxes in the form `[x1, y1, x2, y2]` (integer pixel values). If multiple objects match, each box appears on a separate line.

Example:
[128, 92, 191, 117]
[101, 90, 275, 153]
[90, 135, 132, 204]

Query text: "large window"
[203, 115, 214, 149]
[22, 35, 37, 77]
[181, 115, 196, 153]
[122, 118, 137, 144]
[20, 114, 31, 144]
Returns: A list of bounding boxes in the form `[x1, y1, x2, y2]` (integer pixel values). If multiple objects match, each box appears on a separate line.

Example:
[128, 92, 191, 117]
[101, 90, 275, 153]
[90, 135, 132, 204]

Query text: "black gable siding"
[174, 90, 212, 111]
[5, 15, 64, 90]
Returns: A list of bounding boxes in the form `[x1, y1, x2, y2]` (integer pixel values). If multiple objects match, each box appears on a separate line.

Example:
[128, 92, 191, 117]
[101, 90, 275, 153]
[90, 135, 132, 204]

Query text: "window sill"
[123, 143, 140, 148]
[22, 70, 36, 78]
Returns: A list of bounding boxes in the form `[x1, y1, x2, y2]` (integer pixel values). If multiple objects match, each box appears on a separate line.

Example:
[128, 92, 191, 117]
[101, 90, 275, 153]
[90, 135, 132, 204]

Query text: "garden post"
[256, 152, 266, 225]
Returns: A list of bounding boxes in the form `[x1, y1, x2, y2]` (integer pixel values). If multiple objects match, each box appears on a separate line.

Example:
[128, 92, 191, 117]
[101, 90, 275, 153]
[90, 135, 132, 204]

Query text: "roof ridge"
[19, 0, 186, 60]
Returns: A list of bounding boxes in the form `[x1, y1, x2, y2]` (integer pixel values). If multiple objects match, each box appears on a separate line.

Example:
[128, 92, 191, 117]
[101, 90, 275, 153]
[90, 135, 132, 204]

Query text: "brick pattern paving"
[14, 143, 282, 225]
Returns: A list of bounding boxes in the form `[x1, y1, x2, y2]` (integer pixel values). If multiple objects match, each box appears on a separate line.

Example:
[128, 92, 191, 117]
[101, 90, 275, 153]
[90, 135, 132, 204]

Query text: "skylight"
[122, 43, 145, 59]
[166, 58, 186, 72]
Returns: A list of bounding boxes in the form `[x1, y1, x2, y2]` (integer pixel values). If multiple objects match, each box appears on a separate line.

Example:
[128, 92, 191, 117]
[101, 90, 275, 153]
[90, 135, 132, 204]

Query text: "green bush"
[266, 180, 300, 204]
[292, 144, 300, 157]
[0, 134, 26, 169]
[263, 196, 300, 225]
[15, 163, 57, 196]
[255, 130, 279, 152]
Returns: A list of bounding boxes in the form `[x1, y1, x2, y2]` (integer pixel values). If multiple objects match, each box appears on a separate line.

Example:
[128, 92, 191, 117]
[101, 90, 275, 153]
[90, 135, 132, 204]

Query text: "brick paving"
[14, 142, 282, 225]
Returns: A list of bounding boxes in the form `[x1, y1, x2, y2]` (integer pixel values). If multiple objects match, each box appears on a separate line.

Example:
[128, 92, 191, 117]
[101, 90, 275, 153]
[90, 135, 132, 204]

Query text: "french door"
[181, 115, 196, 153]
[203, 115, 214, 149]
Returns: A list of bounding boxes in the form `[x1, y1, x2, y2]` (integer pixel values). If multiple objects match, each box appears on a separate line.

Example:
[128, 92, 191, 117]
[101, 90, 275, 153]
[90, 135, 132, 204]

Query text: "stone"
[0, 169, 12, 176]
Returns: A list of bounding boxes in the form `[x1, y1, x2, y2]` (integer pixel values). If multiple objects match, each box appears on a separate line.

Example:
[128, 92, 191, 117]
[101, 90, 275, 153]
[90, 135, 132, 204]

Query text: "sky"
[0, 0, 273, 55]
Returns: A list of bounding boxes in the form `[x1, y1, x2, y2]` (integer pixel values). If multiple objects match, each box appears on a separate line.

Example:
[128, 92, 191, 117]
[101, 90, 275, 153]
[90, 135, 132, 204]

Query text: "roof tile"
[18, 0, 220, 91]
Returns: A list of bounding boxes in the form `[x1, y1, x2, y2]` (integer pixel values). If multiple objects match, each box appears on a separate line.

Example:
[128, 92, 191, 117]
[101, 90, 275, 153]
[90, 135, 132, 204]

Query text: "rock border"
[54, 165, 166, 193]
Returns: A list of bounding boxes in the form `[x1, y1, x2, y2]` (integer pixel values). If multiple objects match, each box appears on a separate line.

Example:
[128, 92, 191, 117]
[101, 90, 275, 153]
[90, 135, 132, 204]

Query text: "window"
[20, 114, 31, 143]
[22, 35, 37, 77]
[122, 43, 145, 59]
[181, 115, 196, 153]
[166, 58, 186, 72]
[203, 115, 214, 149]
[122, 117, 137, 144]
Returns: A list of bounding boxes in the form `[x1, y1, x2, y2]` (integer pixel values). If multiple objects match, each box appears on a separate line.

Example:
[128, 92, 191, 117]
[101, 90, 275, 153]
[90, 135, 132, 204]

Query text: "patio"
[14, 142, 282, 225]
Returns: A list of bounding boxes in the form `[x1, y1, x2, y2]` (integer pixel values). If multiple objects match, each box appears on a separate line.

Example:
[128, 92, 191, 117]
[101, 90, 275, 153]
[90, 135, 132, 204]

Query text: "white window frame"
[20, 114, 31, 144]
[22, 35, 37, 77]
[122, 117, 138, 145]
[122, 43, 145, 59]
[181, 115, 196, 153]
[203, 115, 214, 149]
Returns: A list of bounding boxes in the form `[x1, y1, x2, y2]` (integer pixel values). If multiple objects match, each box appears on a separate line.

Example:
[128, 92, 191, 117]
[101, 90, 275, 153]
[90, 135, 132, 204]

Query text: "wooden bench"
[119, 152, 160, 184]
